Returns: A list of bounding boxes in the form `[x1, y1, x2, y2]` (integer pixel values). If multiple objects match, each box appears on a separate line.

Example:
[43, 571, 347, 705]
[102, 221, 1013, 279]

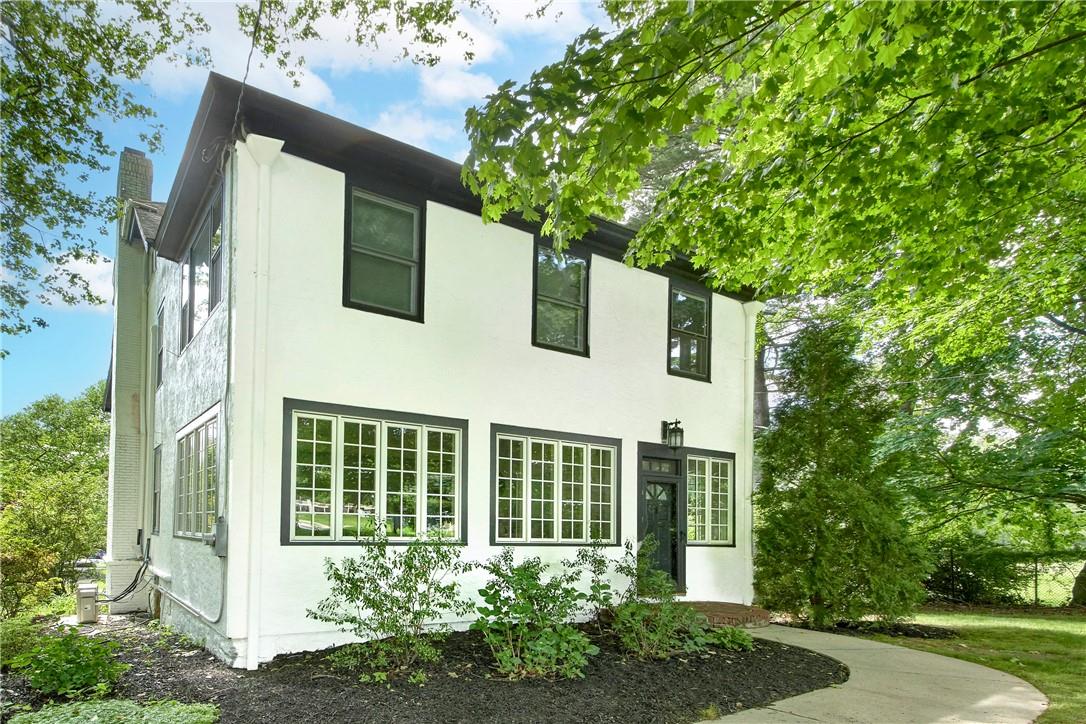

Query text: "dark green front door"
[643, 480, 679, 584]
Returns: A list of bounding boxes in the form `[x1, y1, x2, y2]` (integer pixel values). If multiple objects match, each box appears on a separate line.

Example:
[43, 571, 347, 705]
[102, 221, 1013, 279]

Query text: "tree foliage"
[754, 318, 928, 627]
[0, 1, 209, 341]
[0, 383, 109, 614]
[463, 1, 1086, 355]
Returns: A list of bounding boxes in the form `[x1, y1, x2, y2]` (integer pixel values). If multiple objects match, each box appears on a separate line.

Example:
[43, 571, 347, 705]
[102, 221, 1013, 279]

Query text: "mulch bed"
[2, 616, 848, 724]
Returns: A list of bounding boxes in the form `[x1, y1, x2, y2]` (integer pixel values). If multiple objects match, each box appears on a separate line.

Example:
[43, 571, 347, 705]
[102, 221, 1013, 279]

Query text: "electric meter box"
[76, 582, 98, 624]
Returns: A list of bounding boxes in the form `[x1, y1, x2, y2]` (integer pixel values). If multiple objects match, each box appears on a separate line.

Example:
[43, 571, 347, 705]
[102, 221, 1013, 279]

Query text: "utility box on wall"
[76, 583, 98, 624]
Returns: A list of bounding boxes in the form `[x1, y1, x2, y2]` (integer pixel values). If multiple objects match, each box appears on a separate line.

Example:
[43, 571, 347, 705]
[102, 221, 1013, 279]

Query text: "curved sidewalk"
[707, 625, 1048, 724]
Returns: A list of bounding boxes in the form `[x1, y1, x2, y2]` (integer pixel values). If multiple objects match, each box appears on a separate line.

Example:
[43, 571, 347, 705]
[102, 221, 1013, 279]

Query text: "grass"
[867, 608, 1086, 724]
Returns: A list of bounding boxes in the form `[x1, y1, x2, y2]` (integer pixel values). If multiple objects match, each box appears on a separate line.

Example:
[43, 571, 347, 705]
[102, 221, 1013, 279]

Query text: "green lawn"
[868, 609, 1086, 724]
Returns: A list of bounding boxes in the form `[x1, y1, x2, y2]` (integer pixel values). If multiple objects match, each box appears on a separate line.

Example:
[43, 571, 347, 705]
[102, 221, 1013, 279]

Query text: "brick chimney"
[117, 147, 153, 203]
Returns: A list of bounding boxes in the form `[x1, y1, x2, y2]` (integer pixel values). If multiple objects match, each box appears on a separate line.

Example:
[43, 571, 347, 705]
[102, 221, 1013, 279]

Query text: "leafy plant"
[707, 626, 755, 652]
[9, 699, 220, 724]
[306, 528, 472, 678]
[566, 542, 614, 629]
[9, 627, 129, 698]
[472, 548, 599, 679]
[611, 536, 731, 659]
[1, 614, 45, 668]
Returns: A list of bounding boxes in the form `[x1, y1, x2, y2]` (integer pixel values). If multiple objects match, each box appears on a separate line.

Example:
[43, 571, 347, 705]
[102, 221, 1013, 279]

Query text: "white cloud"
[419, 66, 497, 107]
[369, 104, 459, 152]
[48, 255, 115, 313]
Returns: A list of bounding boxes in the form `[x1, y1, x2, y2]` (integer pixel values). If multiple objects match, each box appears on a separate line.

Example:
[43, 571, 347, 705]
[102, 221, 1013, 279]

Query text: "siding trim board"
[279, 398, 469, 546]
[488, 423, 623, 547]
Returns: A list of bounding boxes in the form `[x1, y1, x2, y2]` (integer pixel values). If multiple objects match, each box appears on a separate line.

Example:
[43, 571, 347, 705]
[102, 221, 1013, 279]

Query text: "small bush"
[707, 625, 755, 651]
[9, 627, 129, 698]
[10, 699, 219, 723]
[306, 528, 472, 678]
[1, 614, 45, 668]
[472, 548, 599, 679]
[567, 543, 614, 629]
[612, 536, 727, 659]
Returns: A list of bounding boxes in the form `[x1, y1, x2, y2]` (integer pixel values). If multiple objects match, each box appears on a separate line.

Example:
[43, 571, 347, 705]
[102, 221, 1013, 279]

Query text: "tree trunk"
[1072, 560, 1086, 606]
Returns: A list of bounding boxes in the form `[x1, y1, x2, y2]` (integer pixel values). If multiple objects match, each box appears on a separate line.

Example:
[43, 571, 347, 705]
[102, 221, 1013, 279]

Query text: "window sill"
[667, 368, 711, 383]
[686, 541, 736, 548]
[491, 540, 621, 547]
[342, 299, 424, 324]
[284, 538, 467, 546]
[531, 340, 590, 358]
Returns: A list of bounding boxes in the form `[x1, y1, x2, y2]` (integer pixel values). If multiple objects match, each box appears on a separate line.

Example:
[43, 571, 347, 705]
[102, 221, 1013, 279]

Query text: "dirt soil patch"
[3, 616, 848, 724]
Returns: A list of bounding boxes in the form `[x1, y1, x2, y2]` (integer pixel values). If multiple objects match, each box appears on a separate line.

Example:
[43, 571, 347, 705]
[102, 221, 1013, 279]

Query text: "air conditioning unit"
[76, 583, 98, 624]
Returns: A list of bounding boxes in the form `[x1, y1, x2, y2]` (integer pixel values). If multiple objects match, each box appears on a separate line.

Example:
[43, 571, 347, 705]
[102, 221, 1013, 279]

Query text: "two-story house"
[104, 73, 763, 669]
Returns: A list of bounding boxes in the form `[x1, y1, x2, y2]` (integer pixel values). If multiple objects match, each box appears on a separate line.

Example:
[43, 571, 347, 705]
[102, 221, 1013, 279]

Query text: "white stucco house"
[104, 73, 763, 669]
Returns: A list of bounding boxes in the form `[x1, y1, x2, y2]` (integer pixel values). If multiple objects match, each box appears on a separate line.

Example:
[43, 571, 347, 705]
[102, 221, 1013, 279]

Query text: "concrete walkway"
[708, 625, 1048, 724]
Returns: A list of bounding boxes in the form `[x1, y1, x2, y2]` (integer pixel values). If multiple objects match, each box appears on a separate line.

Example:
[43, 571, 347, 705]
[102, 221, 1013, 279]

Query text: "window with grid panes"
[686, 455, 733, 544]
[289, 411, 461, 541]
[175, 411, 218, 537]
[495, 433, 617, 544]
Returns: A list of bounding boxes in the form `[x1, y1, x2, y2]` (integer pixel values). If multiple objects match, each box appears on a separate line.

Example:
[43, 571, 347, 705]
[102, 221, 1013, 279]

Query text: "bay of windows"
[290, 411, 460, 541]
[496, 433, 616, 544]
[175, 411, 218, 538]
[687, 455, 733, 544]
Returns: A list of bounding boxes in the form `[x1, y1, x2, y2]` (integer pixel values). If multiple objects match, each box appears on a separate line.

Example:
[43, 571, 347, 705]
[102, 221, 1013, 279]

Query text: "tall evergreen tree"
[754, 318, 926, 627]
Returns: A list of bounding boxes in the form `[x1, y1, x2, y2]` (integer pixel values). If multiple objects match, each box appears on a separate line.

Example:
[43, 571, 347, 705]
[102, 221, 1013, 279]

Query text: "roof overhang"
[156, 72, 754, 300]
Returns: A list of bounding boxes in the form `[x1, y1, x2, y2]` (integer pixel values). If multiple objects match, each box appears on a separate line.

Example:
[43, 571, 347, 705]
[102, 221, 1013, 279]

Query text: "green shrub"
[707, 625, 755, 651]
[306, 528, 472, 678]
[472, 548, 599, 679]
[9, 627, 129, 698]
[0, 533, 60, 618]
[567, 543, 614, 629]
[611, 536, 729, 659]
[10, 699, 219, 723]
[1, 614, 45, 668]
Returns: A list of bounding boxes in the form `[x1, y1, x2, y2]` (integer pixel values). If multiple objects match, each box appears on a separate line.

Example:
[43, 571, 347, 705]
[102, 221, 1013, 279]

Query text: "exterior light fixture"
[661, 419, 684, 451]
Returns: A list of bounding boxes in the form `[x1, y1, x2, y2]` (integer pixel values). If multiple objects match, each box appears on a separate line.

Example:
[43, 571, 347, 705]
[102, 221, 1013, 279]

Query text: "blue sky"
[1, 1, 606, 414]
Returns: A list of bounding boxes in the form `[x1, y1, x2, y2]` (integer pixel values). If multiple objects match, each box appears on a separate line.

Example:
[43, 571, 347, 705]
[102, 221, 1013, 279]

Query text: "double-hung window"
[151, 446, 162, 535]
[346, 189, 422, 320]
[495, 430, 617, 544]
[669, 283, 710, 379]
[175, 408, 219, 538]
[533, 244, 589, 354]
[686, 455, 733, 545]
[155, 303, 165, 388]
[289, 408, 462, 542]
[180, 186, 224, 349]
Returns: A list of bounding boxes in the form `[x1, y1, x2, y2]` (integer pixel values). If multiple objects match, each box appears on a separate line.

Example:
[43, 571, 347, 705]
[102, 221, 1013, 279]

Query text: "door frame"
[636, 441, 688, 593]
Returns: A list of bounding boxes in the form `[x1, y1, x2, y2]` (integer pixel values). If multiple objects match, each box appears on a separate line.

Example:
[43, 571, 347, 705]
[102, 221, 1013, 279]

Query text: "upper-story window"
[154, 303, 164, 388]
[346, 189, 423, 321]
[668, 283, 710, 379]
[533, 244, 589, 355]
[180, 186, 224, 349]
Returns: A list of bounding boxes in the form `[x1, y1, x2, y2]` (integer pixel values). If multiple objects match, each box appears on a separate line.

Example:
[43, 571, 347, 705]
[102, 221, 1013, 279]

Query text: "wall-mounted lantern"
[660, 419, 684, 451]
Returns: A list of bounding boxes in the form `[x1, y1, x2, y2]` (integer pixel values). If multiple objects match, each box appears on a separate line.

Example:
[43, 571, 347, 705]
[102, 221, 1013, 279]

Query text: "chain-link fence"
[927, 549, 1084, 607]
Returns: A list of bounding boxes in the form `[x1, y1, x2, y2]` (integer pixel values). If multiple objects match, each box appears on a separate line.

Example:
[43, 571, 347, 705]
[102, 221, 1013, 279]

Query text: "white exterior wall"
[223, 142, 758, 665]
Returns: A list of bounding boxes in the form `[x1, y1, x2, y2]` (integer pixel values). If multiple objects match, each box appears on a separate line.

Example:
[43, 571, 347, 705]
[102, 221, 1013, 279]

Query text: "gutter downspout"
[741, 300, 765, 605]
[241, 134, 284, 670]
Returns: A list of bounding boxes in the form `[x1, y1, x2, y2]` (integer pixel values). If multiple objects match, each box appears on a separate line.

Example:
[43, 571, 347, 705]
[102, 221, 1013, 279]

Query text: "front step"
[687, 601, 771, 628]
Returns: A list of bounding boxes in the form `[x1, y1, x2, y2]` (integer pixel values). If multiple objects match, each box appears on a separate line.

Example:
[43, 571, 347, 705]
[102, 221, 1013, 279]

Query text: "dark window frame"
[154, 302, 165, 389]
[667, 278, 712, 382]
[531, 237, 591, 357]
[280, 398, 468, 546]
[489, 423, 622, 547]
[151, 445, 162, 535]
[342, 181, 426, 324]
[684, 448, 738, 548]
[179, 184, 225, 351]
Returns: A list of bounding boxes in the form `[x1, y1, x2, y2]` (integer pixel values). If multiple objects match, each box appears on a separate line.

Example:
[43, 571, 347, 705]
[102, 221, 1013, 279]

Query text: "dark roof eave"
[156, 73, 754, 301]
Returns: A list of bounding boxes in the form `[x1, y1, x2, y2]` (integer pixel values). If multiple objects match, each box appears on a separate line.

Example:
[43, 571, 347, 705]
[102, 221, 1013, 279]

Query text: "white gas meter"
[76, 582, 98, 624]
